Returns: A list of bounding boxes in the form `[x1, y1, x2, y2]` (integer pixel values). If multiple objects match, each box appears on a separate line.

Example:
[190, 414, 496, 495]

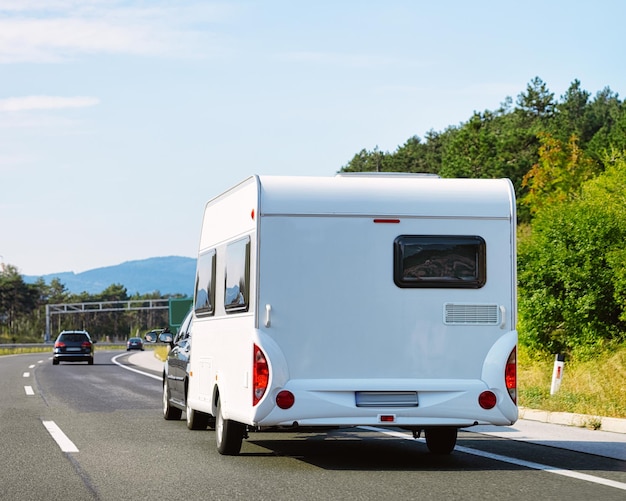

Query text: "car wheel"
[163, 379, 182, 420]
[52, 359, 59, 365]
[88, 357, 94, 365]
[186, 398, 209, 430]
[425, 427, 457, 454]
[215, 396, 244, 455]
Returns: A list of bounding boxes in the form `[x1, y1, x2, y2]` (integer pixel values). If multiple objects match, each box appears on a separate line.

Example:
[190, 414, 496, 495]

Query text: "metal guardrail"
[0, 342, 134, 349]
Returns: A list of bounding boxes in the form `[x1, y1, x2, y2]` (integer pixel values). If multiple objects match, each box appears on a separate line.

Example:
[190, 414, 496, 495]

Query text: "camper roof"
[256, 174, 515, 219]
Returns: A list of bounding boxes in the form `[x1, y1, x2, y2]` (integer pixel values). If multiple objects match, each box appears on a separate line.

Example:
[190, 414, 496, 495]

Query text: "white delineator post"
[550, 354, 566, 395]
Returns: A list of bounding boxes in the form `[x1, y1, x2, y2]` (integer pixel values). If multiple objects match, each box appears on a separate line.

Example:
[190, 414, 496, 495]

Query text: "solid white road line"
[360, 426, 626, 492]
[42, 420, 79, 453]
[111, 353, 161, 381]
[453, 443, 626, 491]
[24, 386, 34, 395]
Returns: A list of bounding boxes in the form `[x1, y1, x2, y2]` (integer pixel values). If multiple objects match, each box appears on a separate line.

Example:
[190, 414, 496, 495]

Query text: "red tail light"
[276, 390, 295, 409]
[505, 347, 517, 403]
[253, 344, 269, 406]
[479, 390, 497, 409]
[54, 341, 65, 348]
[81, 341, 92, 349]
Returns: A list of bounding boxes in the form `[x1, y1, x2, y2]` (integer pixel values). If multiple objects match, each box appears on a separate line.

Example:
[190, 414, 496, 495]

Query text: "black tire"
[88, 357, 94, 365]
[207, 415, 216, 430]
[163, 379, 182, 420]
[186, 398, 209, 430]
[425, 427, 457, 454]
[215, 397, 244, 455]
[52, 359, 59, 365]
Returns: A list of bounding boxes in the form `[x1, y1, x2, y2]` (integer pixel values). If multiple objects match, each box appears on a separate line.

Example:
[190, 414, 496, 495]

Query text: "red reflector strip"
[379, 415, 396, 423]
[373, 219, 400, 224]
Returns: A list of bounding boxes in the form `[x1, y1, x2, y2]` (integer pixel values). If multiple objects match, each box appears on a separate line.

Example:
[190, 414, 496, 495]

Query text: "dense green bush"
[518, 154, 626, 357]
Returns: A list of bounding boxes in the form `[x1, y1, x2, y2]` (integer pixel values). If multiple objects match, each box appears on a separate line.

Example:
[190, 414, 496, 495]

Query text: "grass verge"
[518, 342, 626, 419]
[153, 345, 169, 361]
[0, 344, 134, 356]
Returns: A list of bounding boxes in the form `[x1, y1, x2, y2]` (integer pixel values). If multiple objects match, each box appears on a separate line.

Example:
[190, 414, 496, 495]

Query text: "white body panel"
[187, 174, 518, 429]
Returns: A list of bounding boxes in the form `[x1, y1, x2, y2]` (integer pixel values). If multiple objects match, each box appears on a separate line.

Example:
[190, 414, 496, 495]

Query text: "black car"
[160, 311, 213, 430]
[126, 337, 144, 351]
[52, 330, 95, 365]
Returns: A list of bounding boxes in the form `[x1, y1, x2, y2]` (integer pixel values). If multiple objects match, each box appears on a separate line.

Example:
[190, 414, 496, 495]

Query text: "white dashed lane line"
[42, 421, 79, 453]
[24, 386, 34, 395]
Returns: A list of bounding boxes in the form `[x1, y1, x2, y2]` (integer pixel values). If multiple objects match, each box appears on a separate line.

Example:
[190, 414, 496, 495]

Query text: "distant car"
[52, 330, 95, 365]
[126, 337, 144, 351]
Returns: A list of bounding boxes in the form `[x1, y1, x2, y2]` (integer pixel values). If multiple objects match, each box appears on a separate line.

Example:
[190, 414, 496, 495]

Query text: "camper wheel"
[425, 427, 457, 454]
[162, 379, 182, 420]
[215, 397, 245, 455]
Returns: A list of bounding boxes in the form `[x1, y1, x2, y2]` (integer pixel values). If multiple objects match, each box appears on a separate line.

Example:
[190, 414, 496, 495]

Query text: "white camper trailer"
[178, 174, 517, 455]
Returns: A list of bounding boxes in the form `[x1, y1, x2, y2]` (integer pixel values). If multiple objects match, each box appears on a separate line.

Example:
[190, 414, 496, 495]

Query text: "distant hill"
[24, 256, 196, 296]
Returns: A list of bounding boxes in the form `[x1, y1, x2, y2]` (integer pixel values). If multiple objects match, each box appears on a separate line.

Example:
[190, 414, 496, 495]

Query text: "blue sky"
[1, 0, 625, 276]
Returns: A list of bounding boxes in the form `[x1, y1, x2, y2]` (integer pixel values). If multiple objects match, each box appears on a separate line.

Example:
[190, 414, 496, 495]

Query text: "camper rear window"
[394, 235, 486, 288]
[224, 236, 251, 313]
[194, 249, 216, 316]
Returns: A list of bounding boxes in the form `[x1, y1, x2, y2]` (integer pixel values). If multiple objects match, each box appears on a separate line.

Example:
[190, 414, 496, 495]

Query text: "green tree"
[95, 283, 129, 302]
[516, 76, 555, 120]
[340, 132, 450, 175]
[551, 79, 591, 142]
[439, 111, 498, 179]
[586, 91, 626, 160]
[341, 147, 384, 172]
[521, 132, 598, 214]
[583, 150, 626, 323]
[37, 277, 70, 304]
[0, 265, 40, 340]
[390, 132, 445, 174]
[518, 153, 626, 356]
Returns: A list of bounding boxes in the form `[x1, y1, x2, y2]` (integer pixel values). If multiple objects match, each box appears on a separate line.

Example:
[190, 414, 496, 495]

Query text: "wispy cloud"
[0, 95, 100, 112]
[0, 1, 235, 63]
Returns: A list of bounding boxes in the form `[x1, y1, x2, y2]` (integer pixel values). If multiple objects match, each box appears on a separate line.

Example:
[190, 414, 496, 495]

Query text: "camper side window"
[394, 235, 486, 288]
[194, 249, 216, 316]
[224, 236, 251, 313]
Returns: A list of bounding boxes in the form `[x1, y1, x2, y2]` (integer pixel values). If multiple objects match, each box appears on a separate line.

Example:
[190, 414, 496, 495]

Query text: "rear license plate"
[66, 347, 81, 352]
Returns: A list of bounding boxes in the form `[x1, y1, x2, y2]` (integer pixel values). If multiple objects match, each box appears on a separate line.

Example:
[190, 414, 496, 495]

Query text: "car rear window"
[60, 333, 89, 343]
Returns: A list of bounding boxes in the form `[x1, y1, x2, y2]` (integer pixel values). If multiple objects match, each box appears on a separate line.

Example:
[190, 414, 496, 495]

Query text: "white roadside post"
[550, 354, 566, 395]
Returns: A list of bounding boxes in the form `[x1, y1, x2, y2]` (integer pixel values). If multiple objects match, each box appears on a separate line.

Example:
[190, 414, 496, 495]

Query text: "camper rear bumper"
[252, 379, 518, 428]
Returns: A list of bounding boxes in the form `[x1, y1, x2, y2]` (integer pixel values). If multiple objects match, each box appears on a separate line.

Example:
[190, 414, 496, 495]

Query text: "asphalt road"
[1, 350, 625, 500]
